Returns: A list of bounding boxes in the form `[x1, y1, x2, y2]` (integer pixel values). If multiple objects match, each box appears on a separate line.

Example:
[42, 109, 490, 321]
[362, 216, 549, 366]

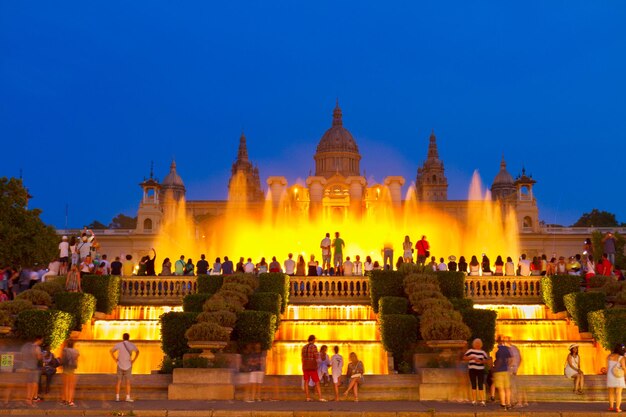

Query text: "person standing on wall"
[332, 232, 345, 276]
[320, 233, 331, 276]
[415, 235, 429, 269]
[110, 333, 139, 402]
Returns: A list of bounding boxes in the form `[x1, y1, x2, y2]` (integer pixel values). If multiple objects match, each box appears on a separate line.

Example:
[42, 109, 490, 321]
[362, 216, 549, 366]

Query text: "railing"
[120, 277, 197, 305]
[289, 276, 370, 303]
[116, 274, 542, 306]
[464, 275, 542, 303]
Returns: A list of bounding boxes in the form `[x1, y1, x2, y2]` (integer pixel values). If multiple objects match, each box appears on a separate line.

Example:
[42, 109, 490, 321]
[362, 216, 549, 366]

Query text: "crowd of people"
[1, 230, 623, 303]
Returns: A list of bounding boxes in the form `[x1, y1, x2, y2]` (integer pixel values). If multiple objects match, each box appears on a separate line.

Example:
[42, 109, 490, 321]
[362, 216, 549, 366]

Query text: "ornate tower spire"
[427, 129, 439, 160]
[332, 99, 343, 127]
[237, 131, 249, 162]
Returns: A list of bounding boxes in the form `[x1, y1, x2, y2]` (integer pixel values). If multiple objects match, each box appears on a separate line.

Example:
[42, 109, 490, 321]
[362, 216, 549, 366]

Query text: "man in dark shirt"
[196, 254, 209, 275]
[493, 336, 512, 409]
[110, 257, 123, 276]
[222, 256, 234, 275]
[235, 257, 245, 273]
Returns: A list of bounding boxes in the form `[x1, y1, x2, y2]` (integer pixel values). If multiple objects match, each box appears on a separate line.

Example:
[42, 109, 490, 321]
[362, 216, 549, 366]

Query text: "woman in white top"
[607, 344, 626, 412]
[564, 344, 584, 394]
[363, 256, 374, 274]
[504, 257, 516, 275]
[468, 255, 480, 276]
[402, 236, 413, 263]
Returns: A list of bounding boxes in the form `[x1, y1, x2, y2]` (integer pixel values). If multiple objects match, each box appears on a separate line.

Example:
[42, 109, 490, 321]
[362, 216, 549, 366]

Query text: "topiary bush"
[420, 315, 471, 341]
[197, 274, 224, 294]
[248, 292, 282, 328]
[183, 293, 213, 313]
[233, 310, 277, 351]
[258, 273, 289, 313]
[221, 282, 255, 297]
[32, 280, 65, 297]
[589, 309, 626, 351]
[185, 322, 231, 342]
[219, 289, 249, 306]
[0, 310, 14, 327]
[197, 310, 237, 328]
[461, 308, 497, 353]
[160, 311, 199, 359]
[450, 297, 474, 312]
[0, 299, 35, 315]
[53, 292, 96, 330]
[435, 271, 465, 299]
[223, 274, 259, 291]
[379, 314, 418, 356]
[588, 275, 612, 288]
[564, 291, 606, 332]
[379, 296, 409, 315]
[541, 275, 581, 313]
[81, 275, 121, 314]
[397, 263, 421, 276]
[14, 309, 74, 349]
[203, 295, 244, 314]
[16, 289, 52, 307]
[370, 270, 405, 313]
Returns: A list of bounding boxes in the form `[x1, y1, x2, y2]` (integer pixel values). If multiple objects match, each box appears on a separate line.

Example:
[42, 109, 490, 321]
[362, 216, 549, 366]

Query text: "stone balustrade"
[117, 274, 542, 305]
[120, 276, 197, 305]
[464, 275, 542, 303]
[289, 275, 370, 304]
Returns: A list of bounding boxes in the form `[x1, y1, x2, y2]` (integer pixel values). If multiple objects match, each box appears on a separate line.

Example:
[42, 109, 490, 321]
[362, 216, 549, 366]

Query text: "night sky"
[2, 1, 625, 228]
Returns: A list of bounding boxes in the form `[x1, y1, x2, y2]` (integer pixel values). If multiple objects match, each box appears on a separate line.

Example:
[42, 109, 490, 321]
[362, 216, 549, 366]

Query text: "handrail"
[119, 276, 197, 305]
[464, 275, 542, 303]
[289, 275, 370, 304]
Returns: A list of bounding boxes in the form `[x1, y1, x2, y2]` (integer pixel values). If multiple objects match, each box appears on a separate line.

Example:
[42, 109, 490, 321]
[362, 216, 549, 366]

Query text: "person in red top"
[301, 335, 326, 402]
[415, 235, 430, 268]
[598, 253, 613, 277]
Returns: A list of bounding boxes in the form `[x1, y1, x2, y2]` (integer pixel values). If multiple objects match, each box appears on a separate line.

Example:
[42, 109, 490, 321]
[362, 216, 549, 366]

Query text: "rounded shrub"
[32, 281, 65, 297]
[0, 310, 14, 327]
[16, 289, 53, 307]
[0, 299, 35, 315]
[185, 322, 231, 342]
[197, 310, 237, 328]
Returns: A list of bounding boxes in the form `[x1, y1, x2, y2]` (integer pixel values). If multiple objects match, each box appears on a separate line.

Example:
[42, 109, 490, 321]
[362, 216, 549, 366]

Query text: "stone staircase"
[0, 372, 610, 402]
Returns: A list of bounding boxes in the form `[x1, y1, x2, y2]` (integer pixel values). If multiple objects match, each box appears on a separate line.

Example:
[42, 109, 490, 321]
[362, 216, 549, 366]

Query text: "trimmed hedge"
[183, 293, 213, 313]
[197, 275, 224, 294]
[16, 289, 53, 307]
[248, 292, 282, 328]
[53, 292, 97, 330]
[379, 314, 418, 356]
[160, 311, 199, 359]
[461, 308, 497, 353]
[435, 272, 465, 299]
[32, 280, 65, 297]
[233, 310, 277, 351]
[370, 270, 405, 313]
[14, 309, 74, 349]
[379, 296, 409, 315]
[258, 273, 289, 313]
[589, 309, 626, 351]
[0, 299, 35, 315]
[450, 297, 474, 312]
[82, 275, 121, 314]
[564, 292, 606, 332]
[541, 275, 581, 313]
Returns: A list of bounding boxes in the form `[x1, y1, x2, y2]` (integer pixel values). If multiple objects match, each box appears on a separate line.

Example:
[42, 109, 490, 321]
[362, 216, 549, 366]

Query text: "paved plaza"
[0, 400, 620, 416]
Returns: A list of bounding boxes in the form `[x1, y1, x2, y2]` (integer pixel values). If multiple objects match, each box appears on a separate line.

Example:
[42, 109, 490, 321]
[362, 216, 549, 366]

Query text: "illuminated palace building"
[70, 104, 615, 378]
[94, 103, 596, 261]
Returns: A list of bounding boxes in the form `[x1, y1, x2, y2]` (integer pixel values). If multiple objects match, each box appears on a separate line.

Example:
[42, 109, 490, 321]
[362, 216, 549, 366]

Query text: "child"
[330, 346, 344, 401]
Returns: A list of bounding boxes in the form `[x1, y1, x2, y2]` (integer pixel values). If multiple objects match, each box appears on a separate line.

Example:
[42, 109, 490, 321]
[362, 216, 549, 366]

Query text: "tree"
[87, 220, 107, 229]
[572, 209, 619, 227]
[109, 213, 137, 229]
[0, 177, 59, 267]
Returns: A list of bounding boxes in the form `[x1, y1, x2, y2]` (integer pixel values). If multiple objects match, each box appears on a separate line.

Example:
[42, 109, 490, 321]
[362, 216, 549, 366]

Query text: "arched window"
[143, 218, 153, 231]
[523, 216, 533, 229]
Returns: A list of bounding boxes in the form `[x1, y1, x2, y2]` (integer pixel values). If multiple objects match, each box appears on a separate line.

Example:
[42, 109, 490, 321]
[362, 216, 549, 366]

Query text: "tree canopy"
[109, 213, 137, 229]
[0, 177, 59, 267]
[87, 220, 107, 229]
[572, 209, 620, 227]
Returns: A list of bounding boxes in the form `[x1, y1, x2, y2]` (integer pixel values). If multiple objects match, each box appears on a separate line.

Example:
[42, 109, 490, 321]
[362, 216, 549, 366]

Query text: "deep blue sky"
[2, 1, 625, 228]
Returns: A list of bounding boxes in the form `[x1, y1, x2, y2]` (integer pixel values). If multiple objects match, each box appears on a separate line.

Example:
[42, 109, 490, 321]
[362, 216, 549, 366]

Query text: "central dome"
[314, 102, 361, 178]
[316, 103, 359, 153]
